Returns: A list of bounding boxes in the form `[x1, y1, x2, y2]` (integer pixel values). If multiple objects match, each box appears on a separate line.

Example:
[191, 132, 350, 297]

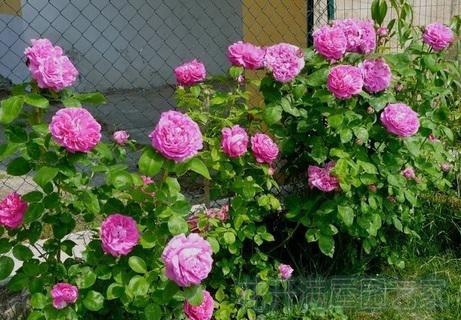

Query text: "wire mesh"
[0, 0, 458, 198]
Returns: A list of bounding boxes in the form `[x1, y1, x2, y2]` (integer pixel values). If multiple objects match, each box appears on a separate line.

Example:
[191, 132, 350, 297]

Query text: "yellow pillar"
[241, 0, 307, 106]
[0, 0, 21, 16]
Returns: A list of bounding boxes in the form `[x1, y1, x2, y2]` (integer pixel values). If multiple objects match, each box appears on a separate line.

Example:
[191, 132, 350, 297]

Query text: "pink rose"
[327, 65, 363, 99]
[113, 130, 130, 145]
[428, 133, 439, 143]
[0, 192, 28, 229]
[264, 43, 305, 82]
[227, 41, 265, 69]
[207, 205, 229, 222]
[359, 58, 392, 93]
[162, 233, 213, 287]
[49, 107, 101, 153]
[441, 163, 452, 172]
[423, 23, 454, 51]
[333, 19, 363, 52]
[357, 20, 377, 54]
[380, 103, 420, 137]
[149, 111, 203, 162]
[174, 59, 206, 86]
[100, 214, 140, 256]
[377, 27, 389, 37]
[251, 133, 279, 165]
[221, 125, 249, 158]
[278, 264, 294, 280]
[141, 176, 154, 185]
[313, 25, 347, 61]
[401, 167, 416, 180]
[308, 161, 340, 192]
[51, 283, 78, 309]
[184, 289, 214, 320]
[25, 39, 78, 91]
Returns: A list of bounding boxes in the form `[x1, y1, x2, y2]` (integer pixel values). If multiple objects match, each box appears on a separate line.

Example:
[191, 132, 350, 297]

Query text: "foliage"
[0, 1, 460, 319]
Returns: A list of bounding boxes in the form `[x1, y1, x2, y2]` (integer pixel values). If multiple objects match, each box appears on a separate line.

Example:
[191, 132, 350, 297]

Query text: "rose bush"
[0, 1, 459, 319]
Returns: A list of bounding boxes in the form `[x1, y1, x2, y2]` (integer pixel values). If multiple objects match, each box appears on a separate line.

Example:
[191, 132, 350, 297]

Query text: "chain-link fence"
[0, 0, 459, 197]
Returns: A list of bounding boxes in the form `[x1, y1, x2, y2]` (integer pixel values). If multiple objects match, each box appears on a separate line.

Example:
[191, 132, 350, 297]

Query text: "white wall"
[0, 0, 242, 91]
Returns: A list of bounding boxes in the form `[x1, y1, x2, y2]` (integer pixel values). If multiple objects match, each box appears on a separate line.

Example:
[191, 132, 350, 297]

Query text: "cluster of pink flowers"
[162, 233, 213, 287]
[49, 107, 101, 153]
[113, 130, 130, 145]
[51, 283, 78, 309]
[226, 41, 304, 82]
[278, 264, 294, 280]
[24, 38, 78, 91]
[264, 43, 305, 82]
[423, 22, 454, 51]
[220, 126, 279, 165]
[150, 111, 203, 162]
[0, 192, 28, 229]
[359, 58, 392, 93]
[174, 59, 207, 86]
[227, 41, 265, 69]
[308, 161, 340, 192]
[380, 103, 420, 137]
[100, 214, 140, 256]
[314, 19, 376, 61]
[327, 58, 392, 99]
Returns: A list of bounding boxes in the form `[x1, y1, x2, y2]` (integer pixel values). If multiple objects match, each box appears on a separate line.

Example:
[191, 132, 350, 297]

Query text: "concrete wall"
[0, 0, 242, 91]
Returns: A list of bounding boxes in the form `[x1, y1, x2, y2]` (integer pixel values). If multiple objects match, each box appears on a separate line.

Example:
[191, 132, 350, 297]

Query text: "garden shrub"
[0, 0, 459, 319]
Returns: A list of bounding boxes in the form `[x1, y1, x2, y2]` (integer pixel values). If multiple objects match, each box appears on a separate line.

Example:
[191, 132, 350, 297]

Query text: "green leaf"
[328, 114, 343, 129]
[128, 256, 147, 274]
[30, 293, 47, 309]
[305, 68, 328, 87]
[27, 311, 45, 320]
[338, 206, 354, 227]
[318, 234, 335, 257]
[0, 256, 14, 280]
[184, 285, 203, 306]
[168, 216, 188, 235]
[0, 96, 24, 124]
[83, 291, 104, 311]
[13, 244, 33, 261]
[33, 167, 58, 188]
[280, 98, 300, 117]
[224, 232, 236, 245]
[24, 94, 49, 109]
[186, 158, 210, 180]
[62, 98, 81, 107]
[264, 104, 283, 125]
[378, 0, 388, 25]
[139, 149, 164, 177]
[72, 266, 97, 289]
[127, 275, 149, 297]
[75, 92, 106, 105]
[145, 304, 162, 320]
[7, 157, 32, 176]
[24, 203, 45, 224]
[255, 281, 269, 296]
[229, 66, 244, 79]
[106, 283, 124, 300]
[82, 191, 100, 214]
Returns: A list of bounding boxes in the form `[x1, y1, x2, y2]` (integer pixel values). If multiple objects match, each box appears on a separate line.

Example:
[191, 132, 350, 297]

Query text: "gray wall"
[0, 0, 243, 91]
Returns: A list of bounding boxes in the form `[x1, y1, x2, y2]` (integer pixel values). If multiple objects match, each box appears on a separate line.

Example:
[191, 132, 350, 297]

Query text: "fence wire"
[0, 0, 458, 198]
